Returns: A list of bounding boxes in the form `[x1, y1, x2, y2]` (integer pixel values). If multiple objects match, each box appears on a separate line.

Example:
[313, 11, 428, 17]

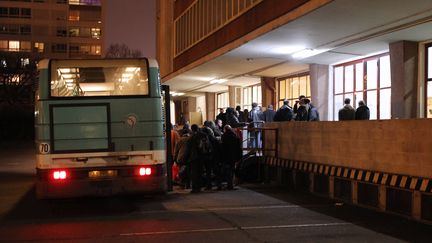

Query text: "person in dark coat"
[263, 104, 276, 122]
[274, 99, 293, 121]
[355, 100, 370, 120]
[216, 108, 227, 128]
[173, 132, 191, 188]
[293, 95, 305, 115]
[226, 107, 246, 128]
[221, 125, 242, 190]
[236, 106, 245, 122]
[188, 124, 210, 193]
[338, 98, 355, 120]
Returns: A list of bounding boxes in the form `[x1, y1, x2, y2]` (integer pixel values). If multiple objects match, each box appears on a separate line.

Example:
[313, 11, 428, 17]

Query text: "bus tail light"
[139, 167, 152, 176]
[53, 170, 67, 180]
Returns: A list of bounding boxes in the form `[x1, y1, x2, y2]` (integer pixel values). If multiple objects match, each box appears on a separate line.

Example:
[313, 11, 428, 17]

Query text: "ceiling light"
[170, 91, 185, 97]
[292, 48, 329, 59]
[270, 45, 305, 55]
[209, 79, 227, 84]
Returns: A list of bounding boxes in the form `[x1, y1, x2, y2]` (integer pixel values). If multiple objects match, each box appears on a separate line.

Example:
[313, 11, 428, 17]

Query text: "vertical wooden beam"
[157, 0, 174, 78]
[390, 40, 419, 119]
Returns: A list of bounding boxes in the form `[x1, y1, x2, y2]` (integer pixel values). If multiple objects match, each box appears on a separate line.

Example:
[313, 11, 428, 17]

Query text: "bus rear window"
[50, 59, 149, 97]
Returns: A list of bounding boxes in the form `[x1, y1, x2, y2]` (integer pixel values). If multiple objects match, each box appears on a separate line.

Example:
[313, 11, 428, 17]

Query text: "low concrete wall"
[264, 119, 432, 179]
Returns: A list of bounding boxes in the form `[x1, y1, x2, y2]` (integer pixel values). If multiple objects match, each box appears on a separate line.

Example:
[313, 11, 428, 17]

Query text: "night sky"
[103, 0, 156, 58]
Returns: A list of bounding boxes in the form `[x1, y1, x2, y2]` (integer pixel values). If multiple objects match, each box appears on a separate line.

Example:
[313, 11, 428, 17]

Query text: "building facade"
[0, 0, 102, 60]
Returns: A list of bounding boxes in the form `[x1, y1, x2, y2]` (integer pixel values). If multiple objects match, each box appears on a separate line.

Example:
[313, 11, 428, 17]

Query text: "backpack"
[198, 134, 212, 155]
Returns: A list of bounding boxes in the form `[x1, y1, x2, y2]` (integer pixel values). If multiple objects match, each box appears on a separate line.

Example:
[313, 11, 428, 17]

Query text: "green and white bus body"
[35, 58, 167, 199]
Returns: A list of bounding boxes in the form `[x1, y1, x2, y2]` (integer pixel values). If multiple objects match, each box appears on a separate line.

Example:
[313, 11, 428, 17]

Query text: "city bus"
[35, 58, 167, 198]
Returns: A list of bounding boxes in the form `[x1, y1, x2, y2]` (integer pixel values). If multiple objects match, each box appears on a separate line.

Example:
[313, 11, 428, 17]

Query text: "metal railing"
[174, 0, 263, 57]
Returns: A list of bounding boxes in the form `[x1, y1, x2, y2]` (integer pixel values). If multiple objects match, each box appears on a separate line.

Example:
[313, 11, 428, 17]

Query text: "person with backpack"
[221, 125, 242, 190]
[188, 124, 212, 193]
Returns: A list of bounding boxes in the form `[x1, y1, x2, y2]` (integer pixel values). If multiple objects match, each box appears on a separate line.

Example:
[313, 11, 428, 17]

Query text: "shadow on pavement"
[243, 183, 432, 242]
[0, 182, 178, 224]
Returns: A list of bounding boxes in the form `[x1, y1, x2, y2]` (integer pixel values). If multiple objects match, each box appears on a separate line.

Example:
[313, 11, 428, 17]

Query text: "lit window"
[333, 54, 391, 120]
[243, 84, 262, 110]
[0, 40, 7, 50]
[90, 45, 101, 55]
[20, 41, 31, 51]
[69, 10, 80, 21]
[50, 60, 149, 97]
[217, 92, 229, 110]
[69, 27, 79, 37]
[34, 42, 44, 52]
[91, 28, 101, 39]
[426, 44, 432, 118]
[277, 74, 310, 108]
[8, 40, 20, 51]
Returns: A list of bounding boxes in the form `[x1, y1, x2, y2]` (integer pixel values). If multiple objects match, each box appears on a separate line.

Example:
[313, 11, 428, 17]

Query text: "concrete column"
[187, 96, 197, 121]
[261, 77, 276, 108]
[351, 181, 358, 204]
[390, 41, 419, 119]
[309, 173, 314, 192]
[412, 191, 422, 220]
[309, 64, 330, 120]
[205, 92, 216, 121]
[378, 185, 387, 211]
[228, 86, 237, 108]
[329, 176, 335, 199]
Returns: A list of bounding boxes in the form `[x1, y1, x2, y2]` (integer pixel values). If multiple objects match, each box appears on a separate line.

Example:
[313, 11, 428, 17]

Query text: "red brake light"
[53, 170, 67, 180]
[139, 167, 152, 176]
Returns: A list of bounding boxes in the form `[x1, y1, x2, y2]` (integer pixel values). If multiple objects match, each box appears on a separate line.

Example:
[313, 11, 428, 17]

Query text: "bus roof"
[37, 58, 159, 70]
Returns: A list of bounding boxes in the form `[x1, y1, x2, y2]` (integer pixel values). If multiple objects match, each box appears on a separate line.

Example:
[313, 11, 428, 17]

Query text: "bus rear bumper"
[36, 176, 167, 199]
[36, 165, 168, 199]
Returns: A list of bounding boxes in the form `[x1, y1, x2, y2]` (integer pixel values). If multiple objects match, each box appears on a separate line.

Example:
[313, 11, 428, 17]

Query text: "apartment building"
[0, 0, 102, 60]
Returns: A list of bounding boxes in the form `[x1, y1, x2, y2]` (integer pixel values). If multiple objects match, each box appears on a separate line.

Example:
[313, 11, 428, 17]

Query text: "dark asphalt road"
[0, 141, 431, 242]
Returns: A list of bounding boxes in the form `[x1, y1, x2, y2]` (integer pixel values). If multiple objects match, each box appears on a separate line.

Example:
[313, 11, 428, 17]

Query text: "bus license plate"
[88, 170, 118, 178]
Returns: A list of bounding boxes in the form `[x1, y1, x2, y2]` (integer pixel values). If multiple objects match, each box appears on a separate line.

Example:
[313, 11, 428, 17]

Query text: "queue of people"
[172, 120, 241, 193]
[171, 96, 372, 193]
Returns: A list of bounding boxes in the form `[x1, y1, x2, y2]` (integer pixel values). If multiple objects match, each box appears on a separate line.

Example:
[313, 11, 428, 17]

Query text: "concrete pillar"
[390, 41, 419, 119]
[309, 64, 330, 120]
[329, 176, 335, 199]
[378, 185, 387, 211]
[205, 92, 216, 121]
[309, 173, 314, 192]
[261, 77, 276, 108]
[351, 181, 358, 204]
[412, 191, 422, 220]
[228, 86, 237, 108]
[187, 96, 197, 121]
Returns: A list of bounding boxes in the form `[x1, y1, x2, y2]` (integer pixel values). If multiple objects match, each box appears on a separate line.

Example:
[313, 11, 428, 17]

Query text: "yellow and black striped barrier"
[264, 156, 432, 193]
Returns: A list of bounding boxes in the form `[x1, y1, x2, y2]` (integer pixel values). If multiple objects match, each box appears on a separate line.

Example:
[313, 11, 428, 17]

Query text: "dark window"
[0, 7, 8, 17]
[20, 25, 31, 35]
[21, 8, 31, 18]
[56, 28, 67, 37]
[9, 8, 20, 17]
[52, 43, 67, 53]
